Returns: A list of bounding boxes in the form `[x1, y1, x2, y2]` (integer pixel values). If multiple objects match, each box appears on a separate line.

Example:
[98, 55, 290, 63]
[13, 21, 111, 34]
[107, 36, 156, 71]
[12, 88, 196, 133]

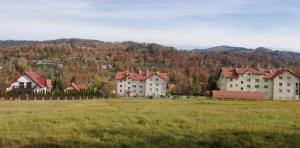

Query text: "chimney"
[146, 70, 149, 76]
[139, 69, 142, 74]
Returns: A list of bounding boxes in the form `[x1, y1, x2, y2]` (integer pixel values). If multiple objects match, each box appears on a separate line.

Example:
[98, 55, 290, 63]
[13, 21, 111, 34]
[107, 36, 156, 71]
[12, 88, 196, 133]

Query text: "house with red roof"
[7, 71, 52, 93]
[116, 70, 168, 97]
[216, 67, 300, 100]
[64, 83, 89, 91]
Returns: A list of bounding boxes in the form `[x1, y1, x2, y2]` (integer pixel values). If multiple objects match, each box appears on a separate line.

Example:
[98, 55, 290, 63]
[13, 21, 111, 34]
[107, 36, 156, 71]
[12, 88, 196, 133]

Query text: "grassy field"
[0, 99, 300, 148]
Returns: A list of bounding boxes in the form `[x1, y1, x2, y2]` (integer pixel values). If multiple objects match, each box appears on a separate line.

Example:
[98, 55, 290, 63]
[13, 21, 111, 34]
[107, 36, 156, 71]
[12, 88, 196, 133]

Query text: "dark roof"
[0, 83, 8, 90]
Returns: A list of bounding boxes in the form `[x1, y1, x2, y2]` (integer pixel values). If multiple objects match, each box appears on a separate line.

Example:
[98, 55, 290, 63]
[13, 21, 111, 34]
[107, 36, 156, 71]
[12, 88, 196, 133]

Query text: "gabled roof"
[213, 90, 265, 100]
[116, 71, 168, 81]
[219, 67, 300, 80]
[65, 83, 88, 90]
[263, 69, 300, 79]
[11, 71, 52, 89]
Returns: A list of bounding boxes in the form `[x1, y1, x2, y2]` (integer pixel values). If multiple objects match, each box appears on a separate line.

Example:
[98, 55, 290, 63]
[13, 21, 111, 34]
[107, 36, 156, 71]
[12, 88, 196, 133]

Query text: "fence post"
[58, 97, 60, 101]
[27, 97, 28, 101]
[43, 97, 44, 101]
[72, 96, 74, 100]
[80, 96, 82, 100]
[35, 97, 36, 101]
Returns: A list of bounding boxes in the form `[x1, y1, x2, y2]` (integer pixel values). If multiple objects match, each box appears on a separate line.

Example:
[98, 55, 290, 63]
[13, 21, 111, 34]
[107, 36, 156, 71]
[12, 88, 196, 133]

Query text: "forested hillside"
[0, 39, 299, 94]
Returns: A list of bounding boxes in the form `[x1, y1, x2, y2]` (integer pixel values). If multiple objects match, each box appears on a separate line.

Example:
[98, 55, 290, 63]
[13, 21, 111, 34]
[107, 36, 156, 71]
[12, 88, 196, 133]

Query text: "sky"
[0, 0, 300, 51]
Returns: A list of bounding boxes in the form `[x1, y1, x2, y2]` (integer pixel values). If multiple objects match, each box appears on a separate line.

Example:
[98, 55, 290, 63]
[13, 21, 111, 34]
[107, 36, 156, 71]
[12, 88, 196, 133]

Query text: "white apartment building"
[218, 67, 300, 100]
[116, 71, 168, 97]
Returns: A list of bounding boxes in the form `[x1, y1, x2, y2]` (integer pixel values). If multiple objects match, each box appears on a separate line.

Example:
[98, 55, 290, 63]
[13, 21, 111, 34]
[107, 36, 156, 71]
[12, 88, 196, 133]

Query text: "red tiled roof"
[24, 71, 52, 89]
[219, 67, 299, 80]
[263, 69, 300, 79]
[65, 83, 88, 90]
[116, 71, 168, 81]
[213, 90, 266, 100]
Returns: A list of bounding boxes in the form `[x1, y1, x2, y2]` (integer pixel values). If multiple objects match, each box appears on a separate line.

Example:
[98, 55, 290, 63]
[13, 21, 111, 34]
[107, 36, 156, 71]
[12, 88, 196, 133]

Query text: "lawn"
[0, 99, 299, 148]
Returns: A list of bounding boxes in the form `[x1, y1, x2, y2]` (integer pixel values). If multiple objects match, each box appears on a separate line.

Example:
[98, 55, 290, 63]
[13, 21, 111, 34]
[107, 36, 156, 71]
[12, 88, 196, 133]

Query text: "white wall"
[7, 75, 45, 92]
[145, 75, 166, 97]
[273, 72, 300, 100]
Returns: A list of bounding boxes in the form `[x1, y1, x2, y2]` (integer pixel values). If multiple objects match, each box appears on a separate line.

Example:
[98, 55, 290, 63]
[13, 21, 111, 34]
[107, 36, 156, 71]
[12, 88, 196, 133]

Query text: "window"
[133, 85, 136, 88]
[241, 81, 244, 84]
[247, 79, 251, 82]
[140, 81, 143, 83]
[279, 76, 283, 80]
[287, 83, 291, 87]
[19, 82, 24, 88]
[230, 78, 233, 82]
[241, 87, 244, 90]
[287, 76, 291, 80]
[255, 85, 259, 89]
[156, 88, 158, 91]
[248, 73, 251, 76]
[128, 82, 130, 84]
[296, 89, 299, 95]
[230, 84, 233, 88]
[128, 87, 130, 89]
[150, 83, 153, 86]
[156, 78, 159, 81]
[236, 84, 238, 87]
[27, 82, 32, 88]
[255, 79, 259, 83]
[133, 90, 136, 93]
[279, 82, 282, 86]
[247, 85, 251, 88]
[120, 85, 122, 87]
[287, 89, 291, 93]
[296, 83, 299, 87]
[156, 83, 159, 86]
[120, 90, 122, 93]
[150, 88, 152, 91]
[279, 89, 282, 93]
[140, 91, 143, 93]
[264, 79, 268, 83]
[264, 85, 268, 89]
[140, 85, 143, 88]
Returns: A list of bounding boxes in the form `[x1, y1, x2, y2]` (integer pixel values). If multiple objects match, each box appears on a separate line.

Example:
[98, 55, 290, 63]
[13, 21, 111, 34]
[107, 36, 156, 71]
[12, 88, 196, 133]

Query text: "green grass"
[0, 99, 300, 148]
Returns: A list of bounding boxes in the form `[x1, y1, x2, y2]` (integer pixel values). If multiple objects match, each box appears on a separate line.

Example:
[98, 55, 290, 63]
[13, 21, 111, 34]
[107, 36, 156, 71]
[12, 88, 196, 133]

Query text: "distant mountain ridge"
[0, 39, 299, 54]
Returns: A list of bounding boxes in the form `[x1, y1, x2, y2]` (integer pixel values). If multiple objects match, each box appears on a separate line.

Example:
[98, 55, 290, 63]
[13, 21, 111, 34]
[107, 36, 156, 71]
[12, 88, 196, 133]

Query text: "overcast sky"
[0, 0, 300, 51]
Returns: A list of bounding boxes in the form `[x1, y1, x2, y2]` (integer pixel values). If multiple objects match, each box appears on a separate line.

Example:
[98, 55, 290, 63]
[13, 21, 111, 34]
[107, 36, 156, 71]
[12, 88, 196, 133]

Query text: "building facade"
[7, 71, 52, 93]
[218, 68, 300, 100]
[115, 71, 168, 97]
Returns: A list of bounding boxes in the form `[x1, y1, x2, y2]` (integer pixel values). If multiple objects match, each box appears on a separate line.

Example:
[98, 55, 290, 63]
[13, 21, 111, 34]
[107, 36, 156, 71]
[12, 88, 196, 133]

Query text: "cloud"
[0, 0, 299, 51]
